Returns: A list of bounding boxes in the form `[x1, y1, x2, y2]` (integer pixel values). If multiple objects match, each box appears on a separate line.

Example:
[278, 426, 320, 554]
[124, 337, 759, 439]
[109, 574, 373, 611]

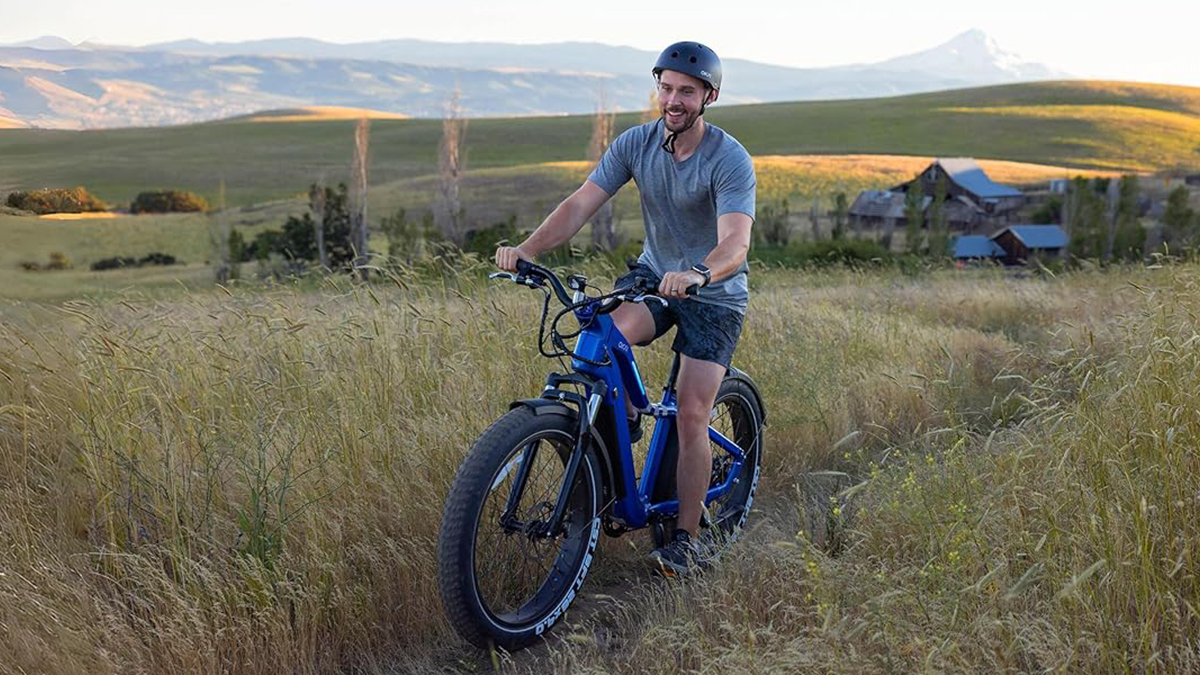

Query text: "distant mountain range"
[0, 29, 1070, 129]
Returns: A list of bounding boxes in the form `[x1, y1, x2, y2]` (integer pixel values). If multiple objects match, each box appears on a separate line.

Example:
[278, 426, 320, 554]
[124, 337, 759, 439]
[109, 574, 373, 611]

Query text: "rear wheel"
[437, 407, 601, 651]
[704, 376, 764, 543]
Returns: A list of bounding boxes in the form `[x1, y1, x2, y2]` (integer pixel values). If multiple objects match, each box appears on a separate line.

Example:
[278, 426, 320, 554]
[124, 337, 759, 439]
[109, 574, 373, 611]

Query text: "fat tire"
[437, 406, 601, 651]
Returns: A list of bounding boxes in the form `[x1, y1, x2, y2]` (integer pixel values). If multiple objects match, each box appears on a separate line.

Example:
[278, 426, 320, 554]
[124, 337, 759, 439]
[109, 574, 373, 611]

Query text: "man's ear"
[706, 88, 719, 105]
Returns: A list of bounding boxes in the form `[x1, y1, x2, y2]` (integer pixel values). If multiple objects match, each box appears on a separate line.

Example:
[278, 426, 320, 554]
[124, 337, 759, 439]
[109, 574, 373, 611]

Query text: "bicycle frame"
[554, 299, 746, 531]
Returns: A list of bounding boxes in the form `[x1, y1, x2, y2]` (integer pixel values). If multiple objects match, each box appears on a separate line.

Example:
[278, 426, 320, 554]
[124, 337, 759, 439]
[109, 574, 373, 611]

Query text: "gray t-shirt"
[588, 119, 756, 313]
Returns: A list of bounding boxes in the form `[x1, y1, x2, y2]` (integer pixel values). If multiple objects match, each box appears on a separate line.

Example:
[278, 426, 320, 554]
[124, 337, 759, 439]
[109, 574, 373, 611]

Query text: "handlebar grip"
[515, 258, 535, 274]
[685, 284, 700, 296]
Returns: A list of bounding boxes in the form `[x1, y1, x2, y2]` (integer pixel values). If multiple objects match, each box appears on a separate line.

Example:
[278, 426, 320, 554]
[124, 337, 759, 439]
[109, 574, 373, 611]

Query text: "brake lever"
[488, 272, 518, 281]
[631, 293, 668, 307]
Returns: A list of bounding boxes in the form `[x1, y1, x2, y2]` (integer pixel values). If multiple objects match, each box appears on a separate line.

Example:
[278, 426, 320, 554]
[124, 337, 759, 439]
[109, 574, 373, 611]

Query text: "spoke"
[473, 432, 584, 617]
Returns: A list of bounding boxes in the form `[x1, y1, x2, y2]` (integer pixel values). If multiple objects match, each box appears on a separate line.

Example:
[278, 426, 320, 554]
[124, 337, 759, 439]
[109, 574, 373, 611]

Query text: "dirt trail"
[423, 473, 854, 674]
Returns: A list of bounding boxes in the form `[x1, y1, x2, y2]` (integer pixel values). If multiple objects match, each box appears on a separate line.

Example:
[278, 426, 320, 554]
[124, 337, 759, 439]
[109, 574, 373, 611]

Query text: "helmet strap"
[660, 87, 712, 155]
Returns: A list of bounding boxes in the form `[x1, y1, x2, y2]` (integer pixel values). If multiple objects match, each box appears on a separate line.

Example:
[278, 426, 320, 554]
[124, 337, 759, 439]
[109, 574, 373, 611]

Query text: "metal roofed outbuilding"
[952, 235, 1005, 259]
[989, 224, 1068, 264]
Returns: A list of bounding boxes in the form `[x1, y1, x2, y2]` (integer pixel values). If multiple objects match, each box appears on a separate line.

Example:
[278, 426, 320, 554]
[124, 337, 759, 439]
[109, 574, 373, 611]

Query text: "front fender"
[508, 398, 576, 416]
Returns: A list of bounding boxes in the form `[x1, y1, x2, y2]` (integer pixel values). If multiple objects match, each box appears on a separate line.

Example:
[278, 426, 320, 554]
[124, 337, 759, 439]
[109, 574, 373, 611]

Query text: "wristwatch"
[691, 263, 712, 288]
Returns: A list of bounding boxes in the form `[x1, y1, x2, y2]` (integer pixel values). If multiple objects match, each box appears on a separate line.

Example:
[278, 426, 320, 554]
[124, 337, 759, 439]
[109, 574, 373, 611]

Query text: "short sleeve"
[714, 150, 756, 220]
[587, 127, 639, 196]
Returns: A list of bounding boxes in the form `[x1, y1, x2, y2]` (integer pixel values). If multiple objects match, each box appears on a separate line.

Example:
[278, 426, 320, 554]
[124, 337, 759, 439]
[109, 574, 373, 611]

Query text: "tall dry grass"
[0, 263, 1188, 672]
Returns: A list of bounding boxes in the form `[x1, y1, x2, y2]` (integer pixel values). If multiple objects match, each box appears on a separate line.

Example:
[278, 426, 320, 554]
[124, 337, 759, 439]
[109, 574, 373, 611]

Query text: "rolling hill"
[0, 30, 1065, 128]
[0, 80, 1195, 210]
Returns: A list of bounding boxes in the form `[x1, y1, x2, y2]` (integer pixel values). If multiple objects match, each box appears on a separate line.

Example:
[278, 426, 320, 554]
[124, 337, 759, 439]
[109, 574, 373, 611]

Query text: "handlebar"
[490, 259, 697, 308]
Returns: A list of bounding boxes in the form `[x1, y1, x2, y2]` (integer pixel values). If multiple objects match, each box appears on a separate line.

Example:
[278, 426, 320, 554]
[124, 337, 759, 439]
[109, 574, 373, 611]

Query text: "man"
[494, 41, 756, 576]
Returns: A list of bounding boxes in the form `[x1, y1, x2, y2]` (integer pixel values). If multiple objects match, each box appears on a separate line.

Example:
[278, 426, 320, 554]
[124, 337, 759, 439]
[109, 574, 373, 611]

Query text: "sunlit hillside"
[0, 80, 1195, 208]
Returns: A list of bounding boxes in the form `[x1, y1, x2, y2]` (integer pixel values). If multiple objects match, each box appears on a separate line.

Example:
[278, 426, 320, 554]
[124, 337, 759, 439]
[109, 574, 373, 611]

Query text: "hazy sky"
[3, 0, 1198, 86]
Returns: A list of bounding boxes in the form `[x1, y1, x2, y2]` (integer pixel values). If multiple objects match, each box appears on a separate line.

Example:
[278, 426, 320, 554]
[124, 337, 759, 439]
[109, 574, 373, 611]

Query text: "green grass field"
[2, 263, 1198, 672]
[1, 80, 1196, 208]
[0, 153, 1115, 302]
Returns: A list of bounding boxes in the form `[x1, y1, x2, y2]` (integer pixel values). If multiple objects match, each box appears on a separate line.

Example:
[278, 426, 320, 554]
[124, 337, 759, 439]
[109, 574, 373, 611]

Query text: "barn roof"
[849, 190, 929, 220]
[937, 158, 1023, 199]
[990, 224, 1068, 249]
[953, 235, 1004, 258]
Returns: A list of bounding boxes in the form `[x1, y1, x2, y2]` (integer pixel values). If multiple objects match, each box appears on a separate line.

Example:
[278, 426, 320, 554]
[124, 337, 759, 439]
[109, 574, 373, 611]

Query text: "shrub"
[242, 184, 355, 268]
[5, 187, 107, 214]
[753, 238, 891, 268]
[17, 252, 73, 271]
[46, 252, 72, 270]
[130, 190, 208, 214]
[90, 252, 179, 271]
[463, 215, 519, 258]
[90, 256, 140, 271]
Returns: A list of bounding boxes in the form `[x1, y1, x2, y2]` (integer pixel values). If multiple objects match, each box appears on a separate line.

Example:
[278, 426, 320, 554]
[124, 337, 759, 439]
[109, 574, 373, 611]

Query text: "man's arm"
[658, 212, 753, 298]
[494, 180, 612, 271]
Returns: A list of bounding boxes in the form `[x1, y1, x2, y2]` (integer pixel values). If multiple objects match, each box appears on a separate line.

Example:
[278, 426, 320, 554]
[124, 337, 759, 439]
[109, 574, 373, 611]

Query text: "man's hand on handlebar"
[659, 270, 704, 299]
[495, 246, 532, 272]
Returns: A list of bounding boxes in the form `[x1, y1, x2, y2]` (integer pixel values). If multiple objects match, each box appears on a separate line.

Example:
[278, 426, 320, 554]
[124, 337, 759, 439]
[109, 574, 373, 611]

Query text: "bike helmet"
[652, 42, 722, 91]
[652, 42, 723, 154]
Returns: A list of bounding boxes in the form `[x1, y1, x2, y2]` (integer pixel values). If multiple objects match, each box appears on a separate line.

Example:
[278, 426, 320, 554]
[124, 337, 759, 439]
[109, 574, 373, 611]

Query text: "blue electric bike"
[437, 260, 765, 650]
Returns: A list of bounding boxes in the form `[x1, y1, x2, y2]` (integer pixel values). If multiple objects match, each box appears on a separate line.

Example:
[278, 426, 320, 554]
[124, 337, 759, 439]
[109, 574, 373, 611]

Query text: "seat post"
[663, 352, 683, 395]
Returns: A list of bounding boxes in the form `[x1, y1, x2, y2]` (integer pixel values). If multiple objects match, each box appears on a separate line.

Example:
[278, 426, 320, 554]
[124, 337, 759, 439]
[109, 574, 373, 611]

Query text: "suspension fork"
[500, 377, 606, 538]
[541, 389, 601, 537]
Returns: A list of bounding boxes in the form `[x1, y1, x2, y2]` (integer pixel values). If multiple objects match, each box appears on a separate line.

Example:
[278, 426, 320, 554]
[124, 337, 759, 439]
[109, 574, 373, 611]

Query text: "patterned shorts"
[614, 264, 744, 368]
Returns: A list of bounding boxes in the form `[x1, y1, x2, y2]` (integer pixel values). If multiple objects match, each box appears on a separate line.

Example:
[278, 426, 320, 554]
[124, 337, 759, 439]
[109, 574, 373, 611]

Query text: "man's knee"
[676, 397, 712, 435]
[613, 303, 656, 346]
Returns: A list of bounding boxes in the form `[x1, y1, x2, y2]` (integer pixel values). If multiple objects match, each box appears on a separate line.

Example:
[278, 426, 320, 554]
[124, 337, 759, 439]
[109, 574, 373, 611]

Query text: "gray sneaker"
[627, 414, 644, 444]
[650, 529, 698, 577]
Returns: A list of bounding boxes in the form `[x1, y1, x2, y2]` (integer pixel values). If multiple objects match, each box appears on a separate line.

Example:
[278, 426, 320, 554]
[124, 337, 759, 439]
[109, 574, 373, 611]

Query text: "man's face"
[657, 69, 715, 132]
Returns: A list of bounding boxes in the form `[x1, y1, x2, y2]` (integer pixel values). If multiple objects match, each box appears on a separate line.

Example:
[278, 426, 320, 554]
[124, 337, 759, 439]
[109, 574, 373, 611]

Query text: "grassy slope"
[0, 80, 1196, 207]
[0, 154, 1113, 302]
[2, 264, 1197, 672]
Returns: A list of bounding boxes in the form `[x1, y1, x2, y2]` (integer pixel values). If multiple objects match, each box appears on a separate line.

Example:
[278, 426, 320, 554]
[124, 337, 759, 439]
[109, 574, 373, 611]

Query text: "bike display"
[437, 260, 765, 650]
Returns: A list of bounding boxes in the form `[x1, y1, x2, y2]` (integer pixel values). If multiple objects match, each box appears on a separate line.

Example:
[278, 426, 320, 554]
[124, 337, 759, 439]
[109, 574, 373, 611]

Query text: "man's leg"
[673, 355, 726, 535]
[611, 302, 658, 417]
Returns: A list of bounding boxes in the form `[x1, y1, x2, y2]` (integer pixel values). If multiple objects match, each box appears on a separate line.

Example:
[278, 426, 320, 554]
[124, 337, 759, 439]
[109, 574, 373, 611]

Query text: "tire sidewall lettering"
[534, 516, 599, 635]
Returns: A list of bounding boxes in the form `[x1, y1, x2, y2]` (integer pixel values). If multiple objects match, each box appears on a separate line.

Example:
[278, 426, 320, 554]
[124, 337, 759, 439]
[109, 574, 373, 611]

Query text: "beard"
[662, 104, 701, 133]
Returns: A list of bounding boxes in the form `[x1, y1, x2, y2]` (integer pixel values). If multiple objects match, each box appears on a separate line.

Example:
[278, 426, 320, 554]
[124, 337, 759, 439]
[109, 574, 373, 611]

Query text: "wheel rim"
[707, 391, 760, 534]
[471, 429, 595, 629]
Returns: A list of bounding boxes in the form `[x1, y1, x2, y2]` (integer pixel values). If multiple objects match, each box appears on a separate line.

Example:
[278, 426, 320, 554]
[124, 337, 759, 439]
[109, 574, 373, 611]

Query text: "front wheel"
[437, 406, 601, 651]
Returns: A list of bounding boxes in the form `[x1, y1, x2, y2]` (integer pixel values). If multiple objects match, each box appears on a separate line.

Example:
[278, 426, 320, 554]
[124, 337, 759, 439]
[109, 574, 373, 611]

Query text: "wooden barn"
[895, 158, 1025, 226]
[847, 190, 929, 232]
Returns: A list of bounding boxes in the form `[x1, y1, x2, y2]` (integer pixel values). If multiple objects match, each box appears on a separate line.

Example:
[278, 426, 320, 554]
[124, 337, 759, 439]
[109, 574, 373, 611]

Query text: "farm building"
[952, 234, 1005, 260]
[847, 190, 929, 232]
[850, 158, 1026, 235]
[894, 158, 1025, 226]
[992, 225, 1067, 265]
[952, 225, 1068, 265]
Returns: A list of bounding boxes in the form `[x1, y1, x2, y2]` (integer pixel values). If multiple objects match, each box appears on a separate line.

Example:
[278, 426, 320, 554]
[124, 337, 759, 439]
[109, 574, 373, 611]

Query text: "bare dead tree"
[588, 92, 617, 251]
[309, 179, 328, 270]
[810, 196, 821, 240]
[351, 118, 371, 279]
[210, 177, 231, 283]
[436, 88, 468, 246]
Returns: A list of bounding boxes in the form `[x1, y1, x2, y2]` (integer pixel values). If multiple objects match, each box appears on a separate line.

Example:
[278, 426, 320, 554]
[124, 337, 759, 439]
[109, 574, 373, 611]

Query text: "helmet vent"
[689, 56, 697, 63]
[670, 51, 679, 58]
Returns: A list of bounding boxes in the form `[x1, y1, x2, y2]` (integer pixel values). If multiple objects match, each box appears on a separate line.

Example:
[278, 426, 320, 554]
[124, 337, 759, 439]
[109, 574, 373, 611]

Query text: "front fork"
[500, 377, 604, 540]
